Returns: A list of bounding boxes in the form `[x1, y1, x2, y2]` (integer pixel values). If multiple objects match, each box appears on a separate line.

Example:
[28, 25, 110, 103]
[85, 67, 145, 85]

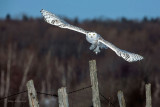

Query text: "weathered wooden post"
[89, 60, 101, 107]
[26, 80, 39, 107]
[58, 87, 69, 107]
[117, 90, 126, 107]
[146, 83, 152, 107]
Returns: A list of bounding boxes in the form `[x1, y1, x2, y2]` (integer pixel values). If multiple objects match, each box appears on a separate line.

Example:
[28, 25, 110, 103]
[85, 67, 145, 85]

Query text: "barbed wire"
[36, 91, 58, 97]
[0, 90, 27, 101]
[68, 85, 92, 94]
[99, 92, 116, 107]
[0, 85, 116, 107]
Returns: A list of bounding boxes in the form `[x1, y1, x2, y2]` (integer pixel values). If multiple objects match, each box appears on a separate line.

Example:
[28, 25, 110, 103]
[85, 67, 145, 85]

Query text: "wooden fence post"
[117, 90, 126, 107]
[146, 83, 152, 107]
[58, 87, 69, 107]
[26, 80, 39, 107]
[89, 60, 101, 107]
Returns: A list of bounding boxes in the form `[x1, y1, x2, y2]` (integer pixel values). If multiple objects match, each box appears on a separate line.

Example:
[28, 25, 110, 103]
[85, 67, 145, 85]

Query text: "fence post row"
[58, 87, 69, 107]
[26, 80, 39, 107]
[25, 63, 153, 107]
[89, 60, 101, 107]
[146, 83, 152, 107]
[117, 90, 126, 107]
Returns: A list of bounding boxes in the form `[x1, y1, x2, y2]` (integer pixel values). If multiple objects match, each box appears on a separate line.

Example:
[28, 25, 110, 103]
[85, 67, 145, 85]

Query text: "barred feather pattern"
[116, 49, 144, 62]
[98, 38, 143, 62]
[40, 9, 144, 62]
[40, 9, 88, 34]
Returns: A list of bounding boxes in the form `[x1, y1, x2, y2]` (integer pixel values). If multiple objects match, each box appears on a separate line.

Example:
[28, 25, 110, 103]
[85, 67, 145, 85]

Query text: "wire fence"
[0, 85, 116, 107]
[0, 60, 152, 107]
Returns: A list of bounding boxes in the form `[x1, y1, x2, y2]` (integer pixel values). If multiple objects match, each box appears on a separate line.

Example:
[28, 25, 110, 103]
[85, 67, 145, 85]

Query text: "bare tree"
[15, 53, 34, 107]
[40, 81, 46, 100]
[0, 70, 5, 97]
[46, 51, 51, 91]
[4, 46, 12, 107]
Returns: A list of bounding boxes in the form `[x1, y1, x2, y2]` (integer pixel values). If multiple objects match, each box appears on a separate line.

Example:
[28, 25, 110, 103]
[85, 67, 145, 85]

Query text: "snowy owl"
[40, 9, 143, 62]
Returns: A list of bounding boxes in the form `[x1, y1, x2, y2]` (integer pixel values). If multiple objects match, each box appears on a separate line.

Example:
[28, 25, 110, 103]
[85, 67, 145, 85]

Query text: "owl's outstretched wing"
[40, 9, 88, 35]
[98, 37, 143, 62]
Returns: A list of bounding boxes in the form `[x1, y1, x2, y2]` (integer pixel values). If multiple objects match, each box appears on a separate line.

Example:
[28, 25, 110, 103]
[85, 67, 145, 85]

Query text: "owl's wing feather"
[40, 9, 88, 35]
[98, 37, 143, 62]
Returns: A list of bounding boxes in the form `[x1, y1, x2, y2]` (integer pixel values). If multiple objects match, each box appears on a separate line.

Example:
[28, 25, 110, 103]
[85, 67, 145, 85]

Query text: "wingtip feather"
[125, 53, 144, 62]
[116, 49, 144, 62]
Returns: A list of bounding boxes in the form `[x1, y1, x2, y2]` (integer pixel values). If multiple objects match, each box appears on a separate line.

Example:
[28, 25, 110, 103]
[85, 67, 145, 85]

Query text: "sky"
[0, 0, 160, 20]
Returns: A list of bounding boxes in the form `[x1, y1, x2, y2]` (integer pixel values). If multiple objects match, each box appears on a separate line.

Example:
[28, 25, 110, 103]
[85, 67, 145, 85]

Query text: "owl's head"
[87, 32, 98, 40]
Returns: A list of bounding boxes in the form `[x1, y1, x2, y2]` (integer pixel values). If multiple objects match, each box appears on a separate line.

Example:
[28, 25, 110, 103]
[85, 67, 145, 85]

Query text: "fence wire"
[0, 85, 116, 107]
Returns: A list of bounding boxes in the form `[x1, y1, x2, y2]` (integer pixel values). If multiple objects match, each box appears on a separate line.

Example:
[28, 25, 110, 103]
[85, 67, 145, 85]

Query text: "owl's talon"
[94, 46, 100, 54]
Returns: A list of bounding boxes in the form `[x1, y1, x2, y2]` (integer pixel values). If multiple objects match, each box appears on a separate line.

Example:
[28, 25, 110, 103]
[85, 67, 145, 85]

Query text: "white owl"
[40, 9, 143, 62]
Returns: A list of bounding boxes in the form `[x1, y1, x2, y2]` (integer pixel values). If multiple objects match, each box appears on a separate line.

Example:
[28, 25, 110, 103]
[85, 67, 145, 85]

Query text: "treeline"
[0, 16, 160, 106]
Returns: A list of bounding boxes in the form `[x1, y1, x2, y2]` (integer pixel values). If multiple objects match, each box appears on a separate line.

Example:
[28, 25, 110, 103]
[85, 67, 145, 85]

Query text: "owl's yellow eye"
[93, 33, 95, 35]
[89, 34, 91, 35]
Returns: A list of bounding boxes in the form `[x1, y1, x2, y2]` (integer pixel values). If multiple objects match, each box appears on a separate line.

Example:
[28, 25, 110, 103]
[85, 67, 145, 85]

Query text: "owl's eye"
[93, 33, 95, 35]
[89, 34, 91, 35]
